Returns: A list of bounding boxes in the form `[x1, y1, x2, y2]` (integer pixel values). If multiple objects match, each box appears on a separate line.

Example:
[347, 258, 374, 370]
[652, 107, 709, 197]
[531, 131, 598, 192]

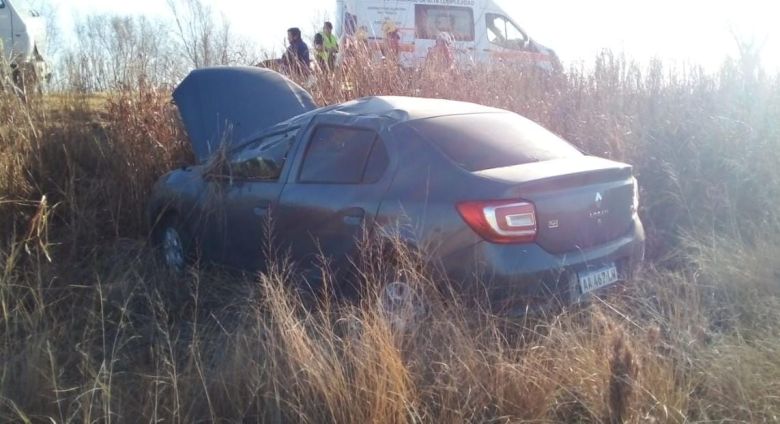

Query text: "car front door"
[275, 117, 394, 284]
[203, 127, 301, 270]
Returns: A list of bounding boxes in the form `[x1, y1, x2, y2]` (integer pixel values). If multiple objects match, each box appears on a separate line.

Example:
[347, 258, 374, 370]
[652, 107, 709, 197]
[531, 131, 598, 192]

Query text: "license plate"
[578, 264, 619, 294]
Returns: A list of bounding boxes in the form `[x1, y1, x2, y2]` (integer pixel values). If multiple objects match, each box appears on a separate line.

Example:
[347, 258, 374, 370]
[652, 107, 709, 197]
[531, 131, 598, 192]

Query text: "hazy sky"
[49, 0, 780, 72]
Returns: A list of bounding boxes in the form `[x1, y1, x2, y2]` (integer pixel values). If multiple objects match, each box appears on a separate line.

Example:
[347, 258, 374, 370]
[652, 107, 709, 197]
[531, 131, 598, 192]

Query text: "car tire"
[378, 279, 428, 334]
[11, 67, 24, 95]
[152, 213, 193, 274]
[370, 240, 430, 333]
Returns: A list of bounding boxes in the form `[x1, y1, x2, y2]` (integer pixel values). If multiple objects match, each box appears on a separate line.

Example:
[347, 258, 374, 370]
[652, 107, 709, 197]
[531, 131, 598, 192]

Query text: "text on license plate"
[579, 265, 619, 294]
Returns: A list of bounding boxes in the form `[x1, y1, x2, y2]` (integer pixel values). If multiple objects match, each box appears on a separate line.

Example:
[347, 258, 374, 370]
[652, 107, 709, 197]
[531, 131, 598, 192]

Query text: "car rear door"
[275, 116, 395, 279]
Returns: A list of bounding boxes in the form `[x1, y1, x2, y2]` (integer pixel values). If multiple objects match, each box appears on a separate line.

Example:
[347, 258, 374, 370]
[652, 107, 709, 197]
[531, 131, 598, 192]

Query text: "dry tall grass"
[1, 54, 779, 422]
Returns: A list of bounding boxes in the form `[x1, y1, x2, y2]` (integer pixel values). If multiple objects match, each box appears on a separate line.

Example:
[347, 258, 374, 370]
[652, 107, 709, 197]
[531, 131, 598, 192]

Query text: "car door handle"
[253, 201, 271, 217]
[342, 208, 365, 225]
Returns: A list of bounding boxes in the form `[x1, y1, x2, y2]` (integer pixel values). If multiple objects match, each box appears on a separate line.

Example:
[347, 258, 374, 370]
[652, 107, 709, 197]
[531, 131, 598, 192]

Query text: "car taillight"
[457, 200, 537, 244]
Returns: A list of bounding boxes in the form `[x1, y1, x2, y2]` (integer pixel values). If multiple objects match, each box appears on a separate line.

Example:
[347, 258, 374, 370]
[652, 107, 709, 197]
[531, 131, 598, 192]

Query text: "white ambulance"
[0, 0, 50, 89]
[335, 0, 560, 70]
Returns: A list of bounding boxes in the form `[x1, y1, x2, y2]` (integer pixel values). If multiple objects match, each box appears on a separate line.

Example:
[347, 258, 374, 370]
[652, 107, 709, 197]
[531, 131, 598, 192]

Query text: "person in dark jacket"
[283, 27, 311, 77]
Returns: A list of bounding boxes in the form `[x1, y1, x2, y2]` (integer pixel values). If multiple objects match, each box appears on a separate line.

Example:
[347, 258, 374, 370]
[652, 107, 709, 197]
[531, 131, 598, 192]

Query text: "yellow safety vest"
[323, 33, 339, 57]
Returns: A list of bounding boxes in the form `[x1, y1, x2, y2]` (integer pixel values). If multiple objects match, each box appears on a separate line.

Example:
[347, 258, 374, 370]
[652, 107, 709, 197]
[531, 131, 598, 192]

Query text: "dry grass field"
[1, 53, 779, 422]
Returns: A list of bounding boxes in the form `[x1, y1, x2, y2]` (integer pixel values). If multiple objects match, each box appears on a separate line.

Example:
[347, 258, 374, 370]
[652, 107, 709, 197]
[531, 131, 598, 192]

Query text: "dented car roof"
[173, 67, 508, 163]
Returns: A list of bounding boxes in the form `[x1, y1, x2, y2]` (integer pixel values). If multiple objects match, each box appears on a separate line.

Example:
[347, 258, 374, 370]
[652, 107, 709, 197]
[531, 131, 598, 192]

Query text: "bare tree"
[50, 1, 261, 91]
[166, 0, 245, 68]
[62, 14, 186, 91]
[28, 0, 61, 57]
[730, 28, 768, 84]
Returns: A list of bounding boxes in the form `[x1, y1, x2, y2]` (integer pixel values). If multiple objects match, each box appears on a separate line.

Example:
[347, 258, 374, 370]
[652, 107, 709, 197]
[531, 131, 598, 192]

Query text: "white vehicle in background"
[335, 0, 561, 71]
[0, 0, 50, 91]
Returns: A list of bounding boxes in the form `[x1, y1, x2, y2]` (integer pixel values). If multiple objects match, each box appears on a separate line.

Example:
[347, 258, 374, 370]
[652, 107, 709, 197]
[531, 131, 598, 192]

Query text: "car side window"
[486, 14, 528, 50]
[299, 126, 381, 184]
[229, 129, 298, 181]
[363, 138, 390, 184]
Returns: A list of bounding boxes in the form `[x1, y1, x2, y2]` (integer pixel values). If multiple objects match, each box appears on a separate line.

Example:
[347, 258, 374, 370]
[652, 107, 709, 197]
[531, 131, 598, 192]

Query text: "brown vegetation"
[1, 42, 779, 422]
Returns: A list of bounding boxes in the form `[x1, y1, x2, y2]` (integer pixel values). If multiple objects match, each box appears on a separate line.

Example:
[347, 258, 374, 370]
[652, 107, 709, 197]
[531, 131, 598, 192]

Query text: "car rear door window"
[362, 139, 390, 184]
[299, 126, 381, 184]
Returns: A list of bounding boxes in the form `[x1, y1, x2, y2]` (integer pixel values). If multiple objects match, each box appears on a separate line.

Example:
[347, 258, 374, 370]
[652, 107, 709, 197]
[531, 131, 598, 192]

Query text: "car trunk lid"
[475, 156, 635, 254]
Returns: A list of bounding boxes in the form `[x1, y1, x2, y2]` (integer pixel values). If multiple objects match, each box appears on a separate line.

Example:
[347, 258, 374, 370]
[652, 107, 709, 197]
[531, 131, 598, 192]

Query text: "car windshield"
[403, 113, 581, 172]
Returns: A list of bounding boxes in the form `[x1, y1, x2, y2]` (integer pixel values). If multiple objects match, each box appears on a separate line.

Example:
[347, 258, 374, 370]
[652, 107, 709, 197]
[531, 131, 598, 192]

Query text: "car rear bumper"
[442, 218, 645, 314]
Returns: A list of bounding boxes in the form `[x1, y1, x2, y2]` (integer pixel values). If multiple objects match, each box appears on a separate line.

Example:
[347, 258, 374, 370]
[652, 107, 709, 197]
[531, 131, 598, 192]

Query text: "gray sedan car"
[149, 67, 645, 313]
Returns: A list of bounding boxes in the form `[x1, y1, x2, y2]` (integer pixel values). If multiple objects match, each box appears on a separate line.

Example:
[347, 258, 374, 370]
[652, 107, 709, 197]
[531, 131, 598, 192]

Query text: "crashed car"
[149, 66, 645, 312]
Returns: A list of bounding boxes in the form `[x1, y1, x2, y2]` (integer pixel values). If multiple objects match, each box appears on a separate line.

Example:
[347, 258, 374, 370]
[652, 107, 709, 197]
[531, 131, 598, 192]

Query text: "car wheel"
[10, 68, 25, 96]
[154, 214, 192, 274]
[378, 280, 427, 334]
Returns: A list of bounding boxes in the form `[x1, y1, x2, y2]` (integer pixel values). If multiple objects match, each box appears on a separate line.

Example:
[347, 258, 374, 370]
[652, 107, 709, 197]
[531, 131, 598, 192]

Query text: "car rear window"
[403, 113, 581, 172]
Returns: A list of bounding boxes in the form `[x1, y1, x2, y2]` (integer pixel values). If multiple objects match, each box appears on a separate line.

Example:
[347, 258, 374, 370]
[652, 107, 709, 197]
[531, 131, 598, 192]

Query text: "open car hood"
[173, 67, 317, 163]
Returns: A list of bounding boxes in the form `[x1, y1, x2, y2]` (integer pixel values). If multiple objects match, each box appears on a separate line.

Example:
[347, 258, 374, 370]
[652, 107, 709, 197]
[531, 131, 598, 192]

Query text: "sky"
[47, 0, 780, 72]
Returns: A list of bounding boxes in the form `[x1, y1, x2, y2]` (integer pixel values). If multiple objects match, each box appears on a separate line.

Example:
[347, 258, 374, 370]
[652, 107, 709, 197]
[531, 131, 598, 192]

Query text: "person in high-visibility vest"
[321, 21, 339, 71]
[313, 33, 328, 72]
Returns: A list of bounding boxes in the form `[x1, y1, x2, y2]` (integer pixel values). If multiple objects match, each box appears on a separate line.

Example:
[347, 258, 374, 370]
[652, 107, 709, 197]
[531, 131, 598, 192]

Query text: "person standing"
[382, 18, 401, 60]
[313, 33, 328, 72]
[426, 32, 455, 72]
[321, 21, 339, 71]
[283, 27, 311, 77]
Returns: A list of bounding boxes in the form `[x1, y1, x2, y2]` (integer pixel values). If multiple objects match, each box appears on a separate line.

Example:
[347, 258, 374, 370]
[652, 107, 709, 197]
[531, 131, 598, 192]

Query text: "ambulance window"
[415, 5, 475, 42]
[486, 14, 528, 49]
